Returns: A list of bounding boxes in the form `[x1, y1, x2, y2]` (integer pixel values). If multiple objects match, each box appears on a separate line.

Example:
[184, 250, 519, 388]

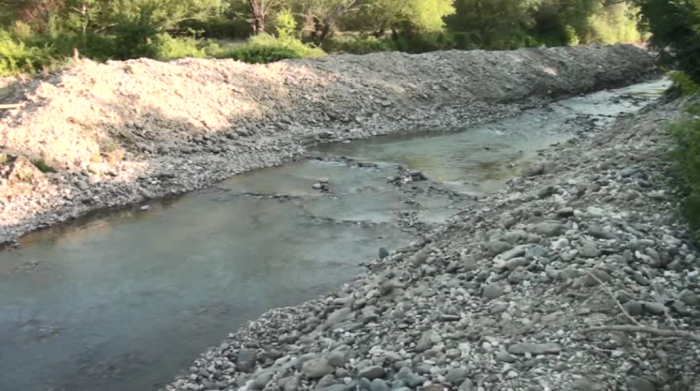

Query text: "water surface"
[0, 78, 669, 391]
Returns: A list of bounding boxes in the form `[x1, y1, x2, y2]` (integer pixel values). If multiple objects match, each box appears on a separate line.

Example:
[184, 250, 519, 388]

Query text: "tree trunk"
[374, 20, 387, 38]
[81, 4, 88, 36]
[249, 0, 265, 34]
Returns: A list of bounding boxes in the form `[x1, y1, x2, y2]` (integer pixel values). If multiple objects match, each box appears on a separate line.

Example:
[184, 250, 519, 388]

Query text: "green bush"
[670, 103, 700, 241]
[325, 36, 394, 54]
[154, 34, 208, 60]
[392, 31, 455, 53]
[669, 71, 700, 97]
[214, 34, 325, 64]
[0, 30, 59, 76]
[634, 0, 700, 84]
[275, 10, 298, 40]
[178, 18, 252, 39]
[31, 157, 56, 173]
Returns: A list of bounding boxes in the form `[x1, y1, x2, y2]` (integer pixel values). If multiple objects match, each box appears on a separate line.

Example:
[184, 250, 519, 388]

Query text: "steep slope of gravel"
[166, 97, 700, 391]
[0, 45, 655, 243]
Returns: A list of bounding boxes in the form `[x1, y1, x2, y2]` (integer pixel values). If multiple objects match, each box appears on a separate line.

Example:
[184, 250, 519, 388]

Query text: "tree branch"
[586, 270, 642, 326]
[582, 325, 700, 344]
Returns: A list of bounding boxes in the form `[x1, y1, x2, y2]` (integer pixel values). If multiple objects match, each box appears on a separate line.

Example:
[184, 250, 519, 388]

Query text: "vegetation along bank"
[0, 0, 661, 76]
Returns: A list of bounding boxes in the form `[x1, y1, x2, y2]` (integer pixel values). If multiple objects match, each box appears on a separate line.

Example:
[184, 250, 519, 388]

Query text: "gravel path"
[0, 45, 655, 243]
[166, 96, 700, 391]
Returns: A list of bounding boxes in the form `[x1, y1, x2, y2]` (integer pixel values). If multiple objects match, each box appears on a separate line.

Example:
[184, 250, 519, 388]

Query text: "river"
[0, 78, 669, 391]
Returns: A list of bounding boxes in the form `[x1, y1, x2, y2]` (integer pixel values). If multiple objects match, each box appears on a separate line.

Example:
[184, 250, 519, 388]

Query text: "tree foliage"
[448, 0, 541, 48]
[0, 0, 651, 74]
[633, 0, 700, 83]
[360, 0, 455, 35]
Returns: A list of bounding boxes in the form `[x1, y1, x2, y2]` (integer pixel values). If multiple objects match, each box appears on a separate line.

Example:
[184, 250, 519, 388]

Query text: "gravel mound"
[0, 45, 654, 242]
[165, 99, 700, 391]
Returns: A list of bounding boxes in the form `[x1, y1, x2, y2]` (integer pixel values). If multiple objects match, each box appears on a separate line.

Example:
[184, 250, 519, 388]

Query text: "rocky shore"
[0, 45, 655, 243]
[165, 97, 700, 391]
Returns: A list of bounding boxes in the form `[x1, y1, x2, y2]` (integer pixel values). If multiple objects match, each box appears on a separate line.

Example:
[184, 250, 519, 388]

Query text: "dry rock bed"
[166, 98, 700, 391]
[0, 45, 655, 244]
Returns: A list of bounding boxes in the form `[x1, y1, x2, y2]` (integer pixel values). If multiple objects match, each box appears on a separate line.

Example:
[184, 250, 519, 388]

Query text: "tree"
[358, 0, 455, 37]
[0, 0, 66, 32]
[293, 0, 359, 44]
[632, 0, 700, 83]
[65, 0, 101, 35]
[103, 0, 222, 59]
[242, 0, 280, 34]
[447, 0, 541, 49]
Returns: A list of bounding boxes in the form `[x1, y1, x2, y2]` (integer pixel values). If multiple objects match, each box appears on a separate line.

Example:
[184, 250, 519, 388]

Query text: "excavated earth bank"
[0, 45, 654, 243]
[165, 97, 700, 391]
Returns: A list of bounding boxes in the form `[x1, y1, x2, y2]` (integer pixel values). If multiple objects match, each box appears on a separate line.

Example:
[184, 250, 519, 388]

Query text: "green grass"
[668, 74, 700, 241]
[31, 157, 56, 173]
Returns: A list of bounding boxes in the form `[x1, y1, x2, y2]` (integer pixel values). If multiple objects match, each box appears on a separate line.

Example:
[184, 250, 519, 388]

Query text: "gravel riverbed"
[0, 45, 655, 243]
[165, 97, 700, 391]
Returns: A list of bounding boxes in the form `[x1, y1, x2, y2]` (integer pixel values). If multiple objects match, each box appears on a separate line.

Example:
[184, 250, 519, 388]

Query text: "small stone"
[537, 185, 556, 199]
[572, 379, 606, 391]
[526, 245, 548, 258]
[643, 302, 666, 316]
[458, 378, 475, 391]
[580, 243, 602, 258]
[251, 371, 273, 390]
[87, 174, 99, 185]
[237, 348, 257, 373]
[625, 376, 656, 391]
[378, 247, 390, 260]
[557, 208, 574, 218]
[76, 180, 89, 191]
[415, 331, 437, 352]
[482, 283, 504, 300]
[507, 343, 562, 355]
[318, 385, 347, 391]
[370, 379, 389, 391]
[623, 301, 643, 317]
[526, 164, 545, 177]
[302, 358, 334, 378]
[328, 351, 348, 368]
[487, 241, 513, 256]
[621, 167, 637, 177]
[495, 350, 516, 363]
[406, 374, 428, 388]
[679, 290, 699, 307]
[358, 366, 385, 380]
[535, 222, 565, 237]
[444, 368, 469, 384]
[551, 237, 570, 250]
[584, 269, 612, 286]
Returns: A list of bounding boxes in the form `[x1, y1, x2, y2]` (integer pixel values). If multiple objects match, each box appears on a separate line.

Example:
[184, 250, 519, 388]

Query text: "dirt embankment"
[0, 45, 655, 243]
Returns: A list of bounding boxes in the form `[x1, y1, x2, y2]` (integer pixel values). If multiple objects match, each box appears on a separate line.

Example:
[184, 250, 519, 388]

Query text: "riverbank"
[166, 94, 700, 390]
[0, 45, 656, 244]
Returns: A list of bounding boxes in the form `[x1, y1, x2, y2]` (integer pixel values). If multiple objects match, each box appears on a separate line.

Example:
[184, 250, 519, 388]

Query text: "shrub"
[214, 34, 325, 64]
[670, 103, 700, 240]
[0, 30, 58, 76]
[275, 10, 297, 40]
[325, 35, 394, 54]
[392, 31, 455, 53]
[178, 18, 252, 39]
[669, 71, 700, 97]
[31, 157, 56, 173]
[154, 34, 208, 60]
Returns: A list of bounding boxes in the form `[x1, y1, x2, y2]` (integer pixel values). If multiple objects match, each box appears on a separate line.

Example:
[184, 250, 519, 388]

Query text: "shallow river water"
[0, 78, 669, 391]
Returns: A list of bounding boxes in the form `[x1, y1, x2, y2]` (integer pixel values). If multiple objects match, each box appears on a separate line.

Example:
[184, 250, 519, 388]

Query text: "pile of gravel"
[0, 45, 655, 243]
[166, 99, 700, 391]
